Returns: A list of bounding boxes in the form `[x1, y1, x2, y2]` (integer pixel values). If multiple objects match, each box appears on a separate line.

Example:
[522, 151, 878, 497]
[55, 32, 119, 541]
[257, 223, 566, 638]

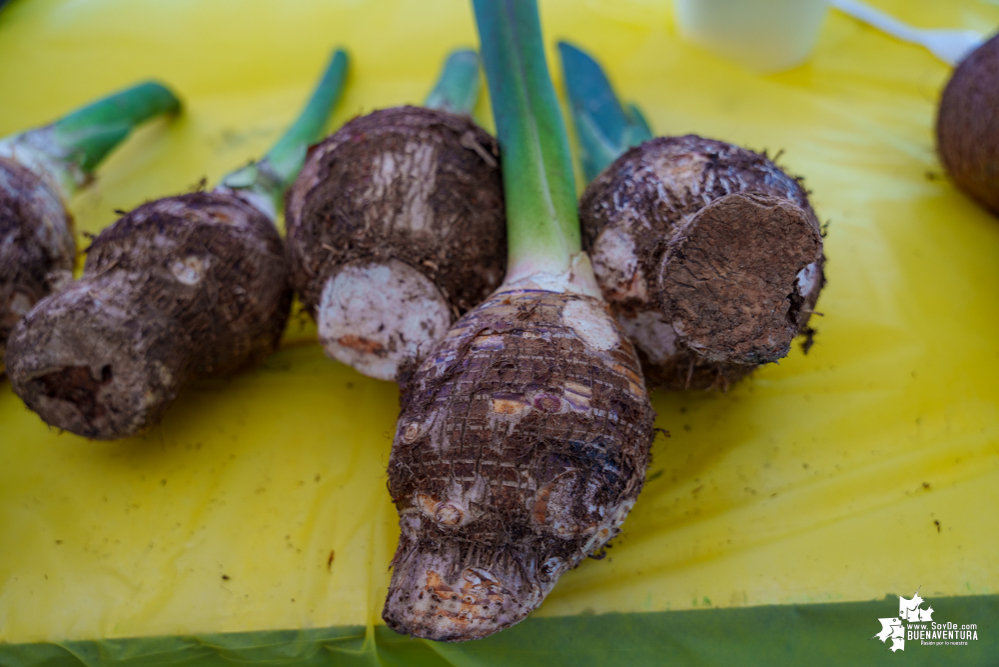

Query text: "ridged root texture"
[286, 106, 506, 381]
[579, 135, 825, 390]
[384, 288, 656, 642]
[5, 192, 291, 440]
[937, 33, 999, 216]
[0, 157, 74, 370]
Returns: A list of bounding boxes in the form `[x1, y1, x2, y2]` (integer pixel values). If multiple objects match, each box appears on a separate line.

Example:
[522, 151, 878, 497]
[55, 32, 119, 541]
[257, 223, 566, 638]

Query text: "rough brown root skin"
[286, 106, 506, 381]
[579, 135, 825, 390]
[658, 193, 822, 365]
[937, 33, 999, 216]
[384, 288, 656, 641]
[0, 157, 74, 371]
[5, 192, 290, 439]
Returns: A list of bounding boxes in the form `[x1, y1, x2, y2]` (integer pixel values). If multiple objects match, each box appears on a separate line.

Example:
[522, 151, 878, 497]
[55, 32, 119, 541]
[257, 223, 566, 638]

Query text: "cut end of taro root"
[657, 192, 823, 365]
[317, 259, 452, 382]
[5, 288, 172, 440]
[382, 543, 550, 642]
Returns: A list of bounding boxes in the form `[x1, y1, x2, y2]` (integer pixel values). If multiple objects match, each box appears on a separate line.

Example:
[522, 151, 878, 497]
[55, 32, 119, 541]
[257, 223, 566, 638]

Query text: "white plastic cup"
[673, 0, 829, 73]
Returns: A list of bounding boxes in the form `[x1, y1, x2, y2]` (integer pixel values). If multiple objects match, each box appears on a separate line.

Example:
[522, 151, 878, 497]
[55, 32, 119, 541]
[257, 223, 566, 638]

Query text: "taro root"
[286, 49, 506, 382]
[0, 82, 180, 372]
[0, 159, 74, 370]
[5, 50, 349, 439]
[581, 137, 824, 390]
[560, 43, 825, 390]
[937, 32, 999, 216]
[381, 2, 655, 642]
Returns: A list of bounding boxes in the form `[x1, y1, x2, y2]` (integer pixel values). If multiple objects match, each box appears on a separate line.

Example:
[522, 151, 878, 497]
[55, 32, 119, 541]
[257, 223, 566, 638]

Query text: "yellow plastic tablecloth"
[1, 0, 997, 660]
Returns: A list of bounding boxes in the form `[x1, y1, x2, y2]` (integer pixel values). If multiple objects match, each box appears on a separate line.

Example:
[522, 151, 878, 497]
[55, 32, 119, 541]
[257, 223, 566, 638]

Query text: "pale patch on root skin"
[618, 310, 678, 365]
[590, 226, 647, 302]
[562, 299, 619, 352]
[414, 492, 474, 528]
[500, 253, 603, 299]
[318, 260, 452, 381]
[796, 261, 820, 300]
[170, 255, 210, 286]
[365, 143, 438, 234]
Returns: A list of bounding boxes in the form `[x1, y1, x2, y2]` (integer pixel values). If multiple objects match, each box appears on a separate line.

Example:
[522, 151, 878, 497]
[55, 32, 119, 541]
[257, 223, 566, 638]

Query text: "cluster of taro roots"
[2, 91, 824, 643]
[287, 107, 822, 638]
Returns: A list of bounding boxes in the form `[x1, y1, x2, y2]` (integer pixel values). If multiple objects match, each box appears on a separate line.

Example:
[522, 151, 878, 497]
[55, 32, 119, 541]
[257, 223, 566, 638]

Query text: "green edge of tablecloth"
[3, 594, 997, 666]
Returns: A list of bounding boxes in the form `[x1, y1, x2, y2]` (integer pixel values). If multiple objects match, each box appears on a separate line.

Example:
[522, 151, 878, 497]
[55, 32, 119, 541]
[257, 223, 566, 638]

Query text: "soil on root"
[286, 106, 506, 321]
[579, 135, 826, 390]
[0, 157, 74, 366]
[384, 288, 656, 641]
[6, 191, 291, 439]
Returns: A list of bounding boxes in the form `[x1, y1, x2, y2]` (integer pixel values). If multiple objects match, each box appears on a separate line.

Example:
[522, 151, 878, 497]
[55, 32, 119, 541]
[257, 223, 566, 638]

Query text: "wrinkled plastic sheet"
[1, 0, 998, 663]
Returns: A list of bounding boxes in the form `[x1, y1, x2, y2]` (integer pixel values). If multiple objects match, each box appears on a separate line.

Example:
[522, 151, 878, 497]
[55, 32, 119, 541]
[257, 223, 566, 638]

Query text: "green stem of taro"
[219, 49, 349, 220]
[0, 81, 181, 197]
[263, 49, 350, 187]
[558, 41, 653, 183]
[474, 0, 580, 281]
[424, 49, 481, 115]
[49, 81, 181, 175]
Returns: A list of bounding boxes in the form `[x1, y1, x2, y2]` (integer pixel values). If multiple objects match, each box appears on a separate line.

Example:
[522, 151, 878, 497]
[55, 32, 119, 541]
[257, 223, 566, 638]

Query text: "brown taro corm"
[937, 32, 999, 216]
[285, 106, 506, 383]
[5, 49, 348, 439]
[5, 193, 290, 439]
[0, 157, 74, 369]
[0, 81, 181, 374]
[579, 135, 825, 390]
[379, 0, 656, 642]
[383, 287, 655, 641]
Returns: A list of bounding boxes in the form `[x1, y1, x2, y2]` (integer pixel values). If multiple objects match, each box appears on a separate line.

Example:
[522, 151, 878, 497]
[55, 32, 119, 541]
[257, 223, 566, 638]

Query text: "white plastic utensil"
[828, 0, 984, 66]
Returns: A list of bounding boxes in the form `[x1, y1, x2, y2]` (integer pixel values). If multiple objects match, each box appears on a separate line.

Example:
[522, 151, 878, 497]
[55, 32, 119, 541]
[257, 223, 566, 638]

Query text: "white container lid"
[674, 0, 829, 73]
